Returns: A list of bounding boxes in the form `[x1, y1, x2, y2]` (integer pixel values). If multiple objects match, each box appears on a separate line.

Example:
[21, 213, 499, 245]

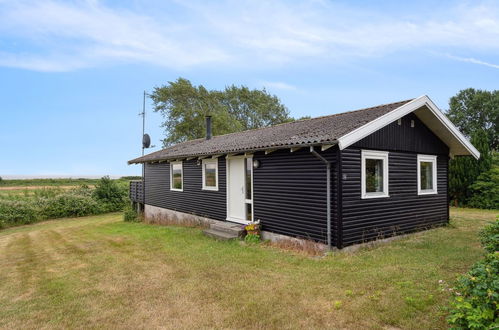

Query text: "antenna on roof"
[139, 90, 153, 156]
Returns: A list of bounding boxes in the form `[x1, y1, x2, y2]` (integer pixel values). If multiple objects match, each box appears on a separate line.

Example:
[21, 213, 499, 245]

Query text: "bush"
[41, 193, 103, 219]
[467, 164, 499, 210]
[93, 176, 127, 212]
[0, 177, 130, 229]
[244, 234, 261, 244]
[480, 219, 499, 254]
[123, 204, 139, 222]
[447, 253, 499, 329]
[0, 199, 40, 225]
[448, 220, 499, 329]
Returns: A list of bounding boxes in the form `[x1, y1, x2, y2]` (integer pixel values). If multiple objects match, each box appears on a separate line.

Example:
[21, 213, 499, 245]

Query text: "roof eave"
[127, 141, 339, 164]
[337, 95, 480, 160]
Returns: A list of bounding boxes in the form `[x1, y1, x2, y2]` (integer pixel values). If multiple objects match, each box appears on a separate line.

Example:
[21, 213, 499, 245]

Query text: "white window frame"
[202, 159, 218, 191]
[417, 155, 437, 195]
[361, 150, 389, 199]
[170, 161, 183, 191]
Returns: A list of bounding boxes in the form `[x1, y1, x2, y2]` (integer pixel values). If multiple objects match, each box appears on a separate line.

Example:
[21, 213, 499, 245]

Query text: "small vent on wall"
[411, 120, 415, 128]
[397, 118, 402, 126]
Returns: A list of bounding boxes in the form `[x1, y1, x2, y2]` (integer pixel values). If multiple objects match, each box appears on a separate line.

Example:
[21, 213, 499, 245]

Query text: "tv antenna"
[139, 91, 155, 155]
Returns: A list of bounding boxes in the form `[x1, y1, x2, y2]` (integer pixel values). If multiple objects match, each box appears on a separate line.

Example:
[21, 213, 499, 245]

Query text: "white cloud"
[260, 81, 297, 91]
[443, 54, 499, 70]
[0, 0, 498, 71]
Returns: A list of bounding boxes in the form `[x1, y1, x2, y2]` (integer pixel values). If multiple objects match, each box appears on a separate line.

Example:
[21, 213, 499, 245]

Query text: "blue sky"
[0, 0, 498, 177]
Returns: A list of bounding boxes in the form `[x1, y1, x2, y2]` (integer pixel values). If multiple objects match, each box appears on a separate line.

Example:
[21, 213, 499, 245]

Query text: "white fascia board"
[337, 95, 480, 160]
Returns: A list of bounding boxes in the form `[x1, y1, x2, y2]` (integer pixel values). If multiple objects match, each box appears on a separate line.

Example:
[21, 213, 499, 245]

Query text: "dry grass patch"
[0, 208, 496, 329]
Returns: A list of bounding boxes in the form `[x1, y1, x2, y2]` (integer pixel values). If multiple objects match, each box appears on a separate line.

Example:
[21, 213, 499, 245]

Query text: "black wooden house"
[128, 95, 479, 249]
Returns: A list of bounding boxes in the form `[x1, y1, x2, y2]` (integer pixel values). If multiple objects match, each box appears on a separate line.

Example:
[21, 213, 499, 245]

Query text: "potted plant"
[244, 220, 261, 236]
[244, 220, 261, 243]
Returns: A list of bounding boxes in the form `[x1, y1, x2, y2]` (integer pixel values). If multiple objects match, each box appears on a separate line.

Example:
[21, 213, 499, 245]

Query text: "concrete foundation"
[143, 204, 408, 253]
[144, 204, 223, 228]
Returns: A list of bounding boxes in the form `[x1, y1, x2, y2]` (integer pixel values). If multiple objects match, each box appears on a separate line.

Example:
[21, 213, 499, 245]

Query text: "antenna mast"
[140, 90, 146, 156]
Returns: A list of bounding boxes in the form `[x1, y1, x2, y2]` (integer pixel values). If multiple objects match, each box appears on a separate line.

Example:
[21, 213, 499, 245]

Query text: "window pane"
[245, 158, 252, 200]
[204, 162, 216, 187]
[172, 164, 182, 189]
[365, 158, 383, 193]
[420, 161, 433, 190]
[246, 203, 252, 221]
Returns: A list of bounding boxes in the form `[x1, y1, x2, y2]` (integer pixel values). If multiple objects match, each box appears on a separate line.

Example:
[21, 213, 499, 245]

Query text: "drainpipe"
[310, 146, 331, 250]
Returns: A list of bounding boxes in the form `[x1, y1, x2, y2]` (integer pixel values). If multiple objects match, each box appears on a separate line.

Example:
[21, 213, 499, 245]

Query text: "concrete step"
[203, 229, 240, 241]
[210, 222, 245, 236]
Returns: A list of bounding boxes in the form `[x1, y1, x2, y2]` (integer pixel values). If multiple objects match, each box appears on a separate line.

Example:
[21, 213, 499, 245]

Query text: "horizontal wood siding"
[352, 113, 449, 154]
[144, 158, 226, 220]
[341, 112, 450, 246]
[341, 149, 449, 246]
[253, 148, 336, 244]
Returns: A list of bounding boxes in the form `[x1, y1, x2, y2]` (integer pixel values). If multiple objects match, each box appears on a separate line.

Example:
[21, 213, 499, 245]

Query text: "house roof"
[128, 95, 479, 164]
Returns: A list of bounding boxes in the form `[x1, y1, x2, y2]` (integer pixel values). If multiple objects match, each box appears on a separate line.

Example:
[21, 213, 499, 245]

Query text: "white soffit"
[337, 95, 480, 159]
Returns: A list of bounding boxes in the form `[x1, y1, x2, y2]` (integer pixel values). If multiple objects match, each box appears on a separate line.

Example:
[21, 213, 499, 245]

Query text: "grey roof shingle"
[128, 99, 413, 164]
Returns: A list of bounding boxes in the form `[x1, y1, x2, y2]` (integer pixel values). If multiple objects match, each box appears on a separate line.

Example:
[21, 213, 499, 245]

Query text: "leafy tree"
[447, 88, 498, 207]
[449, 130, 493, 206]
[447, 88, 499, 150]
[151, 78, 292, 146]
[467, 155, 499, 209]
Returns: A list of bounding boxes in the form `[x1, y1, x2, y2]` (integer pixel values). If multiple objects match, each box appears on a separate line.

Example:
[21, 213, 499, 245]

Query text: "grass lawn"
[0, 208, 496, 329]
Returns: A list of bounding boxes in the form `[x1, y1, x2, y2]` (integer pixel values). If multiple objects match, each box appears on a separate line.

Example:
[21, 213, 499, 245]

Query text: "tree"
[447, 88, 499, 150]
[150, 78, 292, 146]
[467, 154, 499, 209]
[446, 88, 498, 207]
[449, 130, 492, 206]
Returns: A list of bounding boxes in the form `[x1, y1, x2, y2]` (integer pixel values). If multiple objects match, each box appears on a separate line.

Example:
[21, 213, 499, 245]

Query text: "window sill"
[170, 188, 183, 192]
[418, 190, 438, 195]
[361, 193, 390, 199]
[202, 187, 218, 191]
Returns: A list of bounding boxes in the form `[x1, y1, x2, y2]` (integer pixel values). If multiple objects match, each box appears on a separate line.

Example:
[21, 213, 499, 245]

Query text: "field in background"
[0, 208, 496, 329]
[0, 177, 140, 187]
[0, 177, 139, 228]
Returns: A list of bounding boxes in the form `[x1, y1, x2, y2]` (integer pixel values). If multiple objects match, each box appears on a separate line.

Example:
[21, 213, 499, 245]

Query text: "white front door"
[227, 157, 252, 224]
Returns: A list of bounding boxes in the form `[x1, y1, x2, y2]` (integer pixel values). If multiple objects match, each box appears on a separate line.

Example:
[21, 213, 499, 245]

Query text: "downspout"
[310, 146, 332, 250]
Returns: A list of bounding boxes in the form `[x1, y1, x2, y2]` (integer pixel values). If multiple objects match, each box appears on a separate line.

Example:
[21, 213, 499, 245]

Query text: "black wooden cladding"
[352, 113, 449, 155]
[340, 149, 448, 246]
[253, 148, 336, 244]
[144, 158, 226, 221]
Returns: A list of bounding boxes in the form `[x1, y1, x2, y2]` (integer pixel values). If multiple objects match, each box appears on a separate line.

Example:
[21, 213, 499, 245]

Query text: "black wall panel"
[253, 148, 336, 243]
[340, 149, 449, 246]
[145, 158, 226, 220]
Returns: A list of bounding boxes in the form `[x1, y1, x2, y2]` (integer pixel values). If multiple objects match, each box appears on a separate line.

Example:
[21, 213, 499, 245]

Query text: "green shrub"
[480, 219, 499, 254]
[244, 234, 261, 244]
[467, 164, 499, 210]
[447, 252, 499, 329]
[0, 199, 40, 225]
[41, 193, 103, 219]
[123, 204, 139, 222]
[93, 176, 127, 212]
[0, 177, 130, 229]
[448, 220, 499, 329]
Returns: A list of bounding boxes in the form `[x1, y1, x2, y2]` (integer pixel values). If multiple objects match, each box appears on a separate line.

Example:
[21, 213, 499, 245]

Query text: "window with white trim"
[417, 155, 437, 195]
[202, 159, 218, 190]
[170, 161, 183, 191]
[361, 150, 389, 199]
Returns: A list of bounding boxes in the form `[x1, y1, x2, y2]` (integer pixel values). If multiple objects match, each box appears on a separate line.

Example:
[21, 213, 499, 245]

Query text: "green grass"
[0, 208, 496, 329]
